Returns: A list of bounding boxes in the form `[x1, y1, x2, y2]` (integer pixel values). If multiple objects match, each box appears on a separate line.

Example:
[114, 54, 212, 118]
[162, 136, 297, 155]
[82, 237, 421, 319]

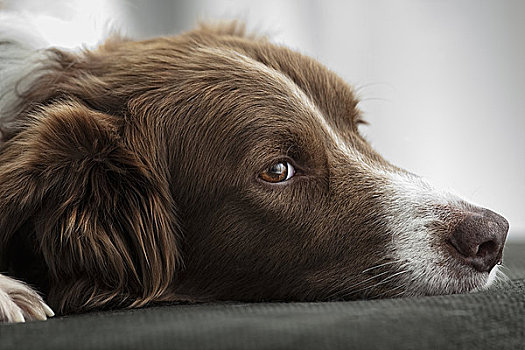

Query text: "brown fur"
[0, 22, 507, 316]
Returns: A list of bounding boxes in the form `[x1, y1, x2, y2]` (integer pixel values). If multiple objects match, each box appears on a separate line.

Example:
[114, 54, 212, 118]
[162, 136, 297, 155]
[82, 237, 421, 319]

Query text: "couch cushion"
[1, 243, 523, 350]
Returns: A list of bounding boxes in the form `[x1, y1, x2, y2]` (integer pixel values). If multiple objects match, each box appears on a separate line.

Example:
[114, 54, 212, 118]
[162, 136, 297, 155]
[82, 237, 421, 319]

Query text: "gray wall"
[6, 0, 525, 238]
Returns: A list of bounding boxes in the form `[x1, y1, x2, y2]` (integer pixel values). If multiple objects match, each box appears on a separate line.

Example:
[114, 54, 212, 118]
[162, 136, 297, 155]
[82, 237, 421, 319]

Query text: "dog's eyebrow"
[202, 46, 361, 161]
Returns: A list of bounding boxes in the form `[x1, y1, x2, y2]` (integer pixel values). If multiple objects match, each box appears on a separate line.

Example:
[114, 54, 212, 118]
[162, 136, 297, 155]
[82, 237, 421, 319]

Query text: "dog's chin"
[475, 264, 505, 291]
[319, 258, 502, 301]
[399, 263, 505, 298]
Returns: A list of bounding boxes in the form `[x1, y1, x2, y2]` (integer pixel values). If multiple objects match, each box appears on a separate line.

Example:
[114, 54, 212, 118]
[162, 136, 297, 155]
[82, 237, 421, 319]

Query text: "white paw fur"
[0, 274, 54, 323]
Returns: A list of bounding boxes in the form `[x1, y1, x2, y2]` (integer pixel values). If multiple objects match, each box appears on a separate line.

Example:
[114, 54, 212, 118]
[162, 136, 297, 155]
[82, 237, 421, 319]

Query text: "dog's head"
[0, 23, 508, 312]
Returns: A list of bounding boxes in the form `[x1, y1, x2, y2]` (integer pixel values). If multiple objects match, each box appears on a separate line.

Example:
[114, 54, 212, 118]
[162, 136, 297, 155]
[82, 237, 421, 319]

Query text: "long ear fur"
[0, 100, 180, 313]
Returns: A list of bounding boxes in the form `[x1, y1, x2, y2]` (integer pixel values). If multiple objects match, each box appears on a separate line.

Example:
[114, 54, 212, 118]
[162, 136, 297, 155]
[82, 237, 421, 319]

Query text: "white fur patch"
[381, 170, 504, 295]
[484, 265, 500, 288]
[0, 13, 51, 125]
[0, 274, 54, 323]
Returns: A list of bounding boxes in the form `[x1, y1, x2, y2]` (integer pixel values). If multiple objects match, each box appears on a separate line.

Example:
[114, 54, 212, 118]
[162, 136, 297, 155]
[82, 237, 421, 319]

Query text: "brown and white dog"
[0, 21, 509, 323]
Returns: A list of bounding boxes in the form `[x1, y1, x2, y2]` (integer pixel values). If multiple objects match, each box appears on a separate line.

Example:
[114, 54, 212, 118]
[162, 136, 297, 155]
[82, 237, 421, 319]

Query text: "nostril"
[476, 240, 497, 258]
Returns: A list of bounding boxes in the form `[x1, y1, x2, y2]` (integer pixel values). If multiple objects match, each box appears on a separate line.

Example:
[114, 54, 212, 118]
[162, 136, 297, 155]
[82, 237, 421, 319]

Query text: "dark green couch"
[1, 242, 523, 350]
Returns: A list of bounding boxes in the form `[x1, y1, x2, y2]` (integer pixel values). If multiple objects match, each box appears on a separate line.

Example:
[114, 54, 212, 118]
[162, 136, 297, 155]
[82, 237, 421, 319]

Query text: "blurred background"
[3, 0, 524, 239]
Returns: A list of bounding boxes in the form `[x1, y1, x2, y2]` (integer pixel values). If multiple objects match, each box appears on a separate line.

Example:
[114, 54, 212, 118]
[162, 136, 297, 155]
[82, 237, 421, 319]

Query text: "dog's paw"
[0, 274, 54, 323]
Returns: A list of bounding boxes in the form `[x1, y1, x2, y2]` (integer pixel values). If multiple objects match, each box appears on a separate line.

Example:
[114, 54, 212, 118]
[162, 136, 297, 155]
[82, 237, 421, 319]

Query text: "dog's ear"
[0, 100, 181, 314]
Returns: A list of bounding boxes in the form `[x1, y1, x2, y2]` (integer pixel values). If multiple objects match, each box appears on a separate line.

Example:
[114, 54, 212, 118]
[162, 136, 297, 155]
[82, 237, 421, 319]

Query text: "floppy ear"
[0, 100, 181, 314]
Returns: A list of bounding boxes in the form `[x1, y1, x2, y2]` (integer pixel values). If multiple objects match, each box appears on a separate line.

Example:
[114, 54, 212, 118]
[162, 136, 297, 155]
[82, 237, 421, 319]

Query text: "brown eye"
[260, 161, 295, 183]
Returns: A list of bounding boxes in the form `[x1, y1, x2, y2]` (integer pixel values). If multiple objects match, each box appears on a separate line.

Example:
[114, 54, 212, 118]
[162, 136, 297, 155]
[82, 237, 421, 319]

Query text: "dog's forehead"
[196, 44, 366, 158]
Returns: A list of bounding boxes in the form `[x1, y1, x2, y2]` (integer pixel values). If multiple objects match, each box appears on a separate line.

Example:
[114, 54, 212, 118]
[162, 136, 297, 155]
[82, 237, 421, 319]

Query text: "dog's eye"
[260, 161, 295, 183]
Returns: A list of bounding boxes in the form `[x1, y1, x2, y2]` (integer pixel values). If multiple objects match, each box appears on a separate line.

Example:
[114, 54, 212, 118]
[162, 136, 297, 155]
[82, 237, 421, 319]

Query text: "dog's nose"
[449, 209, 509, 272]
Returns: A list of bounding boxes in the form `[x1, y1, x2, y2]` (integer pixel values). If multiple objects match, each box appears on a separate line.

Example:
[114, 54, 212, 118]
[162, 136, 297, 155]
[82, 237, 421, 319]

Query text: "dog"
[0, 21, 509, 323]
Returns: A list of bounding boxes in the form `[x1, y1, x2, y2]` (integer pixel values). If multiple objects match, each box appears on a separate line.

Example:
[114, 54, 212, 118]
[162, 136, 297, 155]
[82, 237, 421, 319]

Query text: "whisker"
[334, 269, 409, 300]
[352, 270, 410, 296]
[353, 82, 395, 94]
[372, 284, 405, 299]
[495, 266, 510, 283]
[390, 290, 407, 299]
[324, 270, 392, 300]
[361, 260, 400, 274]
[326, 258, 407, 300]
[357, 97, 392, 104]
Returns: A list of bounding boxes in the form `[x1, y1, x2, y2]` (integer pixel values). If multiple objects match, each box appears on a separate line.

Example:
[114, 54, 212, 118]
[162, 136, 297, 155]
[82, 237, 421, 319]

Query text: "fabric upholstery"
[1, 242, 523, 350]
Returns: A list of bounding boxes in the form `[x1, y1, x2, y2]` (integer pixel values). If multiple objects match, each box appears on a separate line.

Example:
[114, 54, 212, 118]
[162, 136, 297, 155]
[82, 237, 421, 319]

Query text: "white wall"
[5, 0, 525, 239]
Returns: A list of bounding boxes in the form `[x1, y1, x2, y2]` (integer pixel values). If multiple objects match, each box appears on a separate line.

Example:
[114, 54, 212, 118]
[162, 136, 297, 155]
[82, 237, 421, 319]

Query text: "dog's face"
[0, 23, 508, 313]
[163, 33, 508, 301]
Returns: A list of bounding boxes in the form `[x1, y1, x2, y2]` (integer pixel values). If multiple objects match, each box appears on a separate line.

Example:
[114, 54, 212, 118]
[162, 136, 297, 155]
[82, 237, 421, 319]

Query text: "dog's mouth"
[356, 256, 505, 300]
[315, 251, 504, 302]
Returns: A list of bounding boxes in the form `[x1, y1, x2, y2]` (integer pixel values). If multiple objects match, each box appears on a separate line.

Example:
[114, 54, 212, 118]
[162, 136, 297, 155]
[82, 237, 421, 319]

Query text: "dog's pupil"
[262, 162, 287, 182]
[270, 163, 286, 175]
